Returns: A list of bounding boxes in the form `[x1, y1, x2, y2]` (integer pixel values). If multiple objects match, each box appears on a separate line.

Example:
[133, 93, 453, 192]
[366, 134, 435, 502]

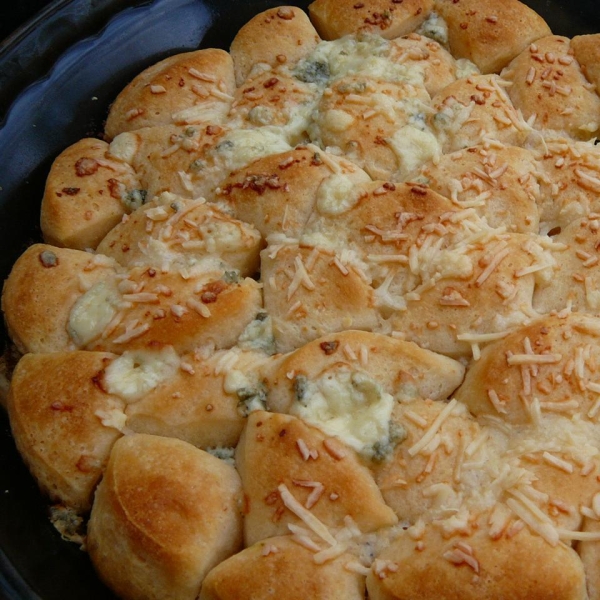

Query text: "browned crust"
[230, 7, 320, 86]
[434, 0, 551, 74]
[308, 0, 434, 41]
[40, 138, 140, 250]
[105, 49, 235, 139]
[87, 434, 243, 600]
[7, 351, 123, 513]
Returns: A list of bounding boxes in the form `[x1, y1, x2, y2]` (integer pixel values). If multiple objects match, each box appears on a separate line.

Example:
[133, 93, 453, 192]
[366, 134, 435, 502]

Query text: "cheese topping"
[290, 369, 395, 456]
[103, 346, 181, 402]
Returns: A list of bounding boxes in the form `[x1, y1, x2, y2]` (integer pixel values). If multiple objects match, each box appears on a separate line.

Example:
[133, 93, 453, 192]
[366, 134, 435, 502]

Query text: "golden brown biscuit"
[124, 349, 269, 449]
[263, 330, 464, 414]
[109, 123, 292, 201]
[236, 411, 397, 546]
[571, 34, 600, 92]
[216, 146, 371, 239]
[502, 36, 600, 140]
[301, 180, 457, 272]
[74, 267, 262, 355]
[308, 0, 434, 41]
[389, 233, 540, 358]
[96, 192, 263, 276]
[434, 0, 551, 74]
[455, 313, 600, 426]
[7, 351, 124, 513]
[230, 7, 320, 85]
[199, 535, 366, 600]
[367, 521, 587, 600]
[41, 138, 141, 250]
[1, 244, 118, 354]
[312, 75, 434, 180]
[415, 144, 541, 232]
[87, 434, 243, 600]
[374, 399, 486, 521]
[534, 138, 600, 231]
[430, 74, 530, 152]
[533, 217, 600, 315]
[105, 49, 236, 139]
[107, 123, 230, 200]
[389, 33, 457, 97]
[261, 243, 379, 353]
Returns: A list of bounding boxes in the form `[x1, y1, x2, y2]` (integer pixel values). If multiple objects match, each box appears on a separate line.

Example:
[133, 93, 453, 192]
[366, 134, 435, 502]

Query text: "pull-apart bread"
[5, 1, 600, 599]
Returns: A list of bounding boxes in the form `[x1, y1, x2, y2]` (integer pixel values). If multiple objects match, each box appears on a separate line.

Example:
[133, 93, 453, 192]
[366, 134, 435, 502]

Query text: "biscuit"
[216, 146, 371, 239]
[261, 243, 379, 353]
[124, 348, 269, 448]
[430, 74, 530, 152]
[434, 0, 551, 74]
[263, 329, 464, 414]
[230, 7, 320, 85]
[366, 522, 587, 600]
[1, 244, 118, 354]
[87, 434, 243, 600]
[236, 411, 397, 546]
[41, 138, 141, 250]
[199, 534, 365, 600]
[415, 144, 541, 232]
[105, 49, 235, 140]
[571, 34, 600, 93]
[502, 35, 600, 140]
[96, 192, 263, 276]
[7, 351, 124, 513]
[308, 0, 434, 41]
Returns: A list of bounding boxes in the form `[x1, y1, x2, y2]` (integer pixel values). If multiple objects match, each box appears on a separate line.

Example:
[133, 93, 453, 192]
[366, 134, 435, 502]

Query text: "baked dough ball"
[502, 36, 600, 140]
[1, 244, 118, 354]
[109, 123, 292, 200]
[434, 0, 551, 74]
[228, 70, 319, 145]
[108, 123, 228, 200]
[200, 534, 365, 600]
[533, 217, 600, 315]
[534, 138, 600, 231]
[374, 399, 488, 522]
[301, 180, 456, 275]
[415, 144, 541, 232]
[7, 351, 124, 513]
[311, 75, 435, 180]
[235, 411, 397, 546]
[455, 313, 600, 426]
[308, 0, 433, 41]
[216, 146, 370, 239]
[41, 138, 141, 250]
[123, 348, 269, 449]
[389, 233, 541, 358]
[571, 34, 600, 92]
[389, 33, 457, 97]
[87, 434, 243, 600]
[261, 243, 378, 353]
[430, 74, 530, 152]
[105, 49, 236, 140]
[263, 330, 464, 414]
[96, 192, 262, 276]
[230, 7, 320, 85]
[366, 522, 587, 600]
[72, 267, 262, 355]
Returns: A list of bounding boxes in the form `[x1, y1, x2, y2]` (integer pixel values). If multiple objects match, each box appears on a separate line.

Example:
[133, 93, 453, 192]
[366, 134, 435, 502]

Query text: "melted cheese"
[103, 346, 181, 402]
[68, 280, 120, 347]
[315, 173, 364, 215]
[290, 369, 394, 455]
